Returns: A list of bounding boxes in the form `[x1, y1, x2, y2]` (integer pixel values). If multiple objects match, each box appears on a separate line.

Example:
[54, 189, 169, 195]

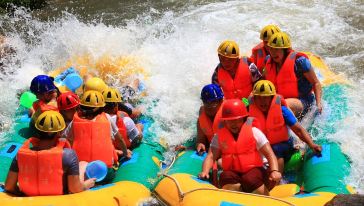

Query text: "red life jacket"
[17, 137, 70, 196]
[116, 111, 131, 148]
[265, 51, 309, 98]
[72, 112, 118, 168]
[251, 42, 267, 73]
[218, 118, 263, 173]
[249, 95, 289, 144]
[198, 105, 223, 143]
[217, 57, 252, 100]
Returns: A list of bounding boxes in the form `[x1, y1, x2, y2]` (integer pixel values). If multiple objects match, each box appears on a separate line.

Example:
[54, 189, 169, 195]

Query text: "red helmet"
[57, 92, 80, 110]
[221, 99, 248, 120]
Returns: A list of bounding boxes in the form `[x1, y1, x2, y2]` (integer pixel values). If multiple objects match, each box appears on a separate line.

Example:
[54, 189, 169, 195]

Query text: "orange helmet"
[221, 99, 248, 120]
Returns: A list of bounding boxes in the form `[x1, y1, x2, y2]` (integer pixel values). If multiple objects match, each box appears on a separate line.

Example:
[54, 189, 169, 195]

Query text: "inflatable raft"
[153, 52, 356, 206]
[0, 109, 164, 206]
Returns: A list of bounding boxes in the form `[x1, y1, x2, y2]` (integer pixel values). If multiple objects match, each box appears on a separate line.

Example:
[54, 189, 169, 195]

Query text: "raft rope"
[157, 153, 296, 206]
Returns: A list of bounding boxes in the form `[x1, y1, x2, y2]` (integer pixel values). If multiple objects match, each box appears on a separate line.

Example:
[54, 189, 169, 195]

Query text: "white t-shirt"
[62, 113, 119, 140]
[108, 114, 140, 141]
[210, 127, 269, 150]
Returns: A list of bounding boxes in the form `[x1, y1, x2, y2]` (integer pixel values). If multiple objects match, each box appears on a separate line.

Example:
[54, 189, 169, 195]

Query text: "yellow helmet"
[252, 80, 276, 96]
[260, 24, 281, 41]
[84, 77, 108, 93]
[102, 87, 122, 103]
[35, 111, 66, 132]
[217, 40, 240, 58]
[80, 90, 106, 107]
[267, 32, 291, 49]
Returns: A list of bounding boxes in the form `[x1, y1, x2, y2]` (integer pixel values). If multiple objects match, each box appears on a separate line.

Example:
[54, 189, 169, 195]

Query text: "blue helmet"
[30, 75, 57, 94]
[200, 84, 224, 102]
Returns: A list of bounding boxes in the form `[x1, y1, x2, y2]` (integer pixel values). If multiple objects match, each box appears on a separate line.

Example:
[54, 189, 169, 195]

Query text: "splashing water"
[0, 0, 363, 192]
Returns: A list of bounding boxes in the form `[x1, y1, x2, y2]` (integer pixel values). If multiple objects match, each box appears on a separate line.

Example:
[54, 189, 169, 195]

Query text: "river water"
[0, 0, 363, 193]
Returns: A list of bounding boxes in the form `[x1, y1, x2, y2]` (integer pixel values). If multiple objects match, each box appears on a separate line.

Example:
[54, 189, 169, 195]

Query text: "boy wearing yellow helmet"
[61, 90, 131, 182]
[5, 111, 95, 196]
[251, 24, 281, 73]
[264, 32, 322, 117]
[102, 88, 143, 150]
[211, 40, 262, 100]
[249, 80, 322, 174]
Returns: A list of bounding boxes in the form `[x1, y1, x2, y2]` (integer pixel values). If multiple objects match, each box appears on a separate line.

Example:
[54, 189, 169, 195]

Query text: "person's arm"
[67, 175, 95, 194]
[4, 171, 21, 195]
[299, 57, 323, 113]
[198, 135, 221, 179]
[196, 120, 208, 154]
[114, 132, 131, 158]
[259, 143, 281, 183]
[290, 123, 322, 154]
[211, 66, 219, 85]
[64, 149, 96, 194]
[199, 147, 220, 179]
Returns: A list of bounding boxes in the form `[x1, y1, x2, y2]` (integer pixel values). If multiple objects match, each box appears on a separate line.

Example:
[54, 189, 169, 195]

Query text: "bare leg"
[222, 183, 241, 191]
[79, 161, 88, 182]
[286, 98, 304, 117]
[277, 157, 285, 174]
[252, 184, 270, 195]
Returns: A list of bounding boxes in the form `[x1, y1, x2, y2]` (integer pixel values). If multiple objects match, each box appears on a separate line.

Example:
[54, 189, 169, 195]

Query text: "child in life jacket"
[249, 80, 322, 174]
[199, 99, 281, 195]
[83, 76, 142, 119]
[4, 111, 95, 196]
[102, 87, 143, 150]
[29, 75, 59, 127]
[61, 90, 131, 182]
[196, 84, 224, 154]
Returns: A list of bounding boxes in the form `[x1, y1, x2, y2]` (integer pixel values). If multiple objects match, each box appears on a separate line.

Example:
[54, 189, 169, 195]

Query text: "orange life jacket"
[251, 42, 267, 73]
[116, 111, 131, 148]
[17, 137, 70, 196]
[249, 95, 289, 144]
[217, 57, 252, 100]
[218, 118, 263, 173]
[265, 51, 309, 98]
[72, 112, 118, 167]
[198, 105, 223, 143]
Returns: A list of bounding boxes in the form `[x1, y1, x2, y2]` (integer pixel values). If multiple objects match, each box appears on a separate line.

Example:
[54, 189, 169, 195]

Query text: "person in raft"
[4, 111, 96, 196]
[199, 99, 281, 195]
[195, 83, 224, 154]
[264, 32, 322, 117]
[102, 87, 143, 150]
[211, 40, 262, 100]
[83, 76, 142, 119]
[57, 91, 80, 126]
[29, 75, 59, 127]
[250, 24, 281, 73]
[62, 90, 131, 182]
[249, 80, 322, 174]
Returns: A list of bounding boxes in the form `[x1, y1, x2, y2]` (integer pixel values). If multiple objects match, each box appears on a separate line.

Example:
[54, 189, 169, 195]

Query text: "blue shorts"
[271, 138, 294, 162]
[299, 93, 315, 116]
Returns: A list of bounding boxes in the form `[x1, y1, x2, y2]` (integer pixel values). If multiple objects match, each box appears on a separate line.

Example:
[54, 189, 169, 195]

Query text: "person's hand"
[125, 149, 133, 159]
[175, 145, 186, 151]
[115, 149, 123, 156]
[196, 143, 206, 155]
[316, 102, 323, 114]
[84, 178, 96, 190]
[198, 171, 210, 180]
[310, 143, 322, 155]
[269, 170, 282, 184]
